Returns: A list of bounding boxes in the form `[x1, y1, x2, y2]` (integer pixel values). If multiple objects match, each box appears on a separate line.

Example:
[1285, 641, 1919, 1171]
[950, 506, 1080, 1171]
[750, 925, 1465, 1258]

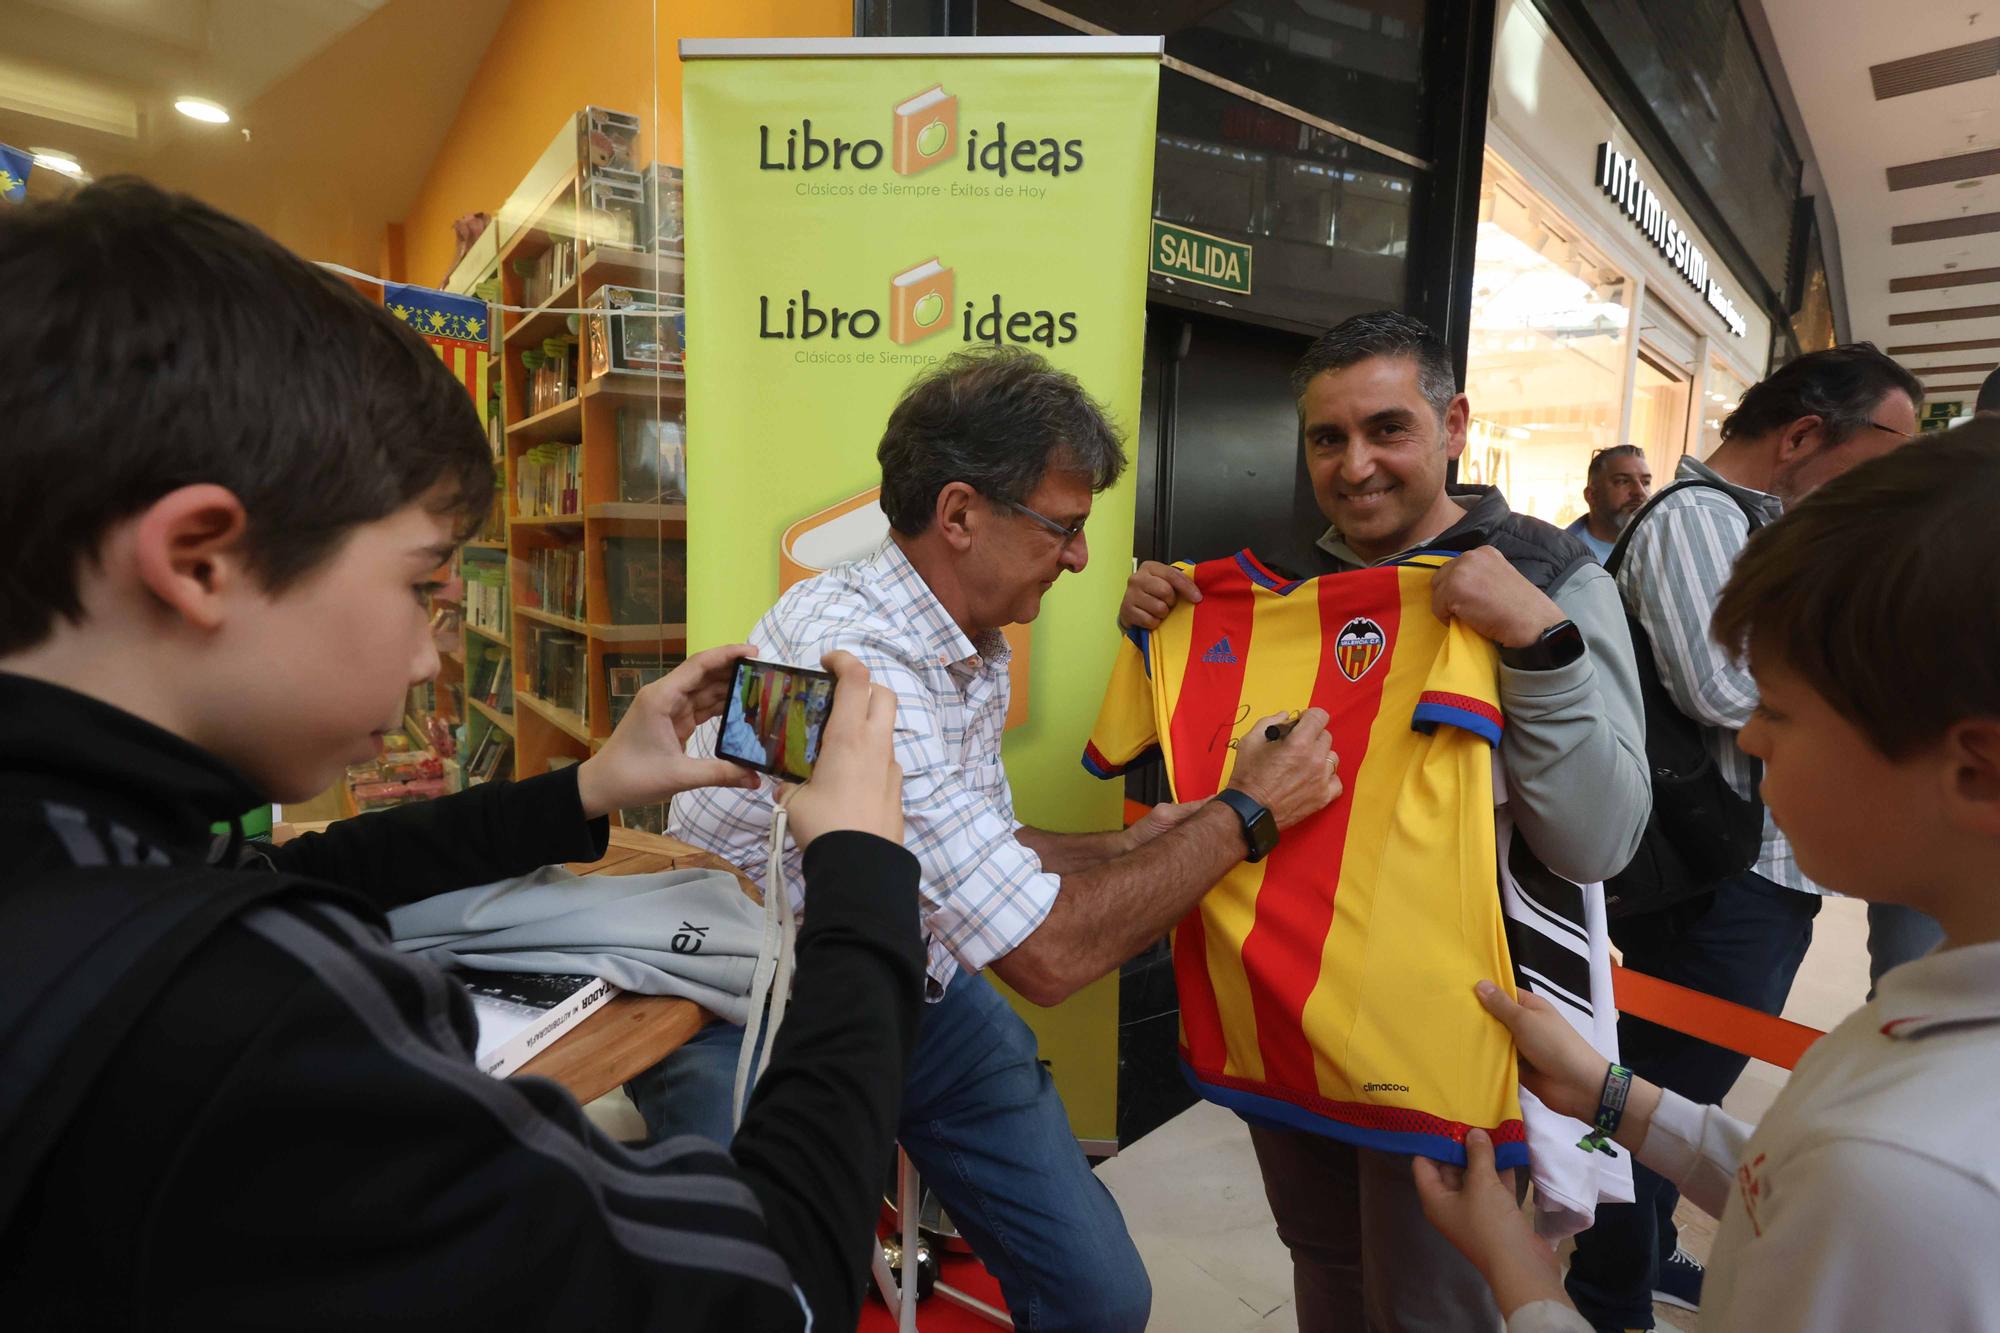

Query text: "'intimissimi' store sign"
[1594, 143, 1748, 340]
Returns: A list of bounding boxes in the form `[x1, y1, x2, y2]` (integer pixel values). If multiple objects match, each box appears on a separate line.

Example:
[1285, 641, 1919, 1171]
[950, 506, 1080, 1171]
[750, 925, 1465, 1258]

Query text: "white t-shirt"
[1511, 938, 2000, 1332]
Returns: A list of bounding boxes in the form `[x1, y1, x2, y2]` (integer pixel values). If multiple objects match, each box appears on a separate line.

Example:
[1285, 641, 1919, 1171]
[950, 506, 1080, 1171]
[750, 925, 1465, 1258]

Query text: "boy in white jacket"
[1412, 418, 2000, 1333]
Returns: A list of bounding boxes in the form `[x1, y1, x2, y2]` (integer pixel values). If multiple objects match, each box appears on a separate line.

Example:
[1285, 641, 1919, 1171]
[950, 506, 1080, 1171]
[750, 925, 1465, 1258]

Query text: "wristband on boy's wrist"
[1576, 1063, 1632, 1156]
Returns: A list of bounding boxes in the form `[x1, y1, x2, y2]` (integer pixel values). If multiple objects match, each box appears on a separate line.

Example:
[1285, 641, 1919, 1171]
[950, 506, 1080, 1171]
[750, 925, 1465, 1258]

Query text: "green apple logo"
[917, 119, 949, 158]
[913, 292, 944, 328]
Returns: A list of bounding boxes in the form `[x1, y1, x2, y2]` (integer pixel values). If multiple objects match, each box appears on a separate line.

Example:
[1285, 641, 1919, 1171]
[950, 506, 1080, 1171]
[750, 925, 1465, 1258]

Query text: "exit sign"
[1151, 219, 1252, 295]
[1921, 401, 1964, 431]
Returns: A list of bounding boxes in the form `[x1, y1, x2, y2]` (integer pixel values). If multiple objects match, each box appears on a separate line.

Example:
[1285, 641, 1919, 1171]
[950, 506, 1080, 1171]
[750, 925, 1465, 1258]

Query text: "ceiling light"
[174, 97, 230, 124]
[31, 149, 82, 177]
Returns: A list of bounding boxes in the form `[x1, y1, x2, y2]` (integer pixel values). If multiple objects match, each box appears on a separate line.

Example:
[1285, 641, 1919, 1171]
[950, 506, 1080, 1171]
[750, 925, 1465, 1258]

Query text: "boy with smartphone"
[0, 178, 922, 1330]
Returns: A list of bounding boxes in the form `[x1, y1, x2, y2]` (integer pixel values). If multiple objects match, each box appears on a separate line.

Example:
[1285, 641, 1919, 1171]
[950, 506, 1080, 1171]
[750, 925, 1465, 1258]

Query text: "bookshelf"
[494, 149, 687, 809]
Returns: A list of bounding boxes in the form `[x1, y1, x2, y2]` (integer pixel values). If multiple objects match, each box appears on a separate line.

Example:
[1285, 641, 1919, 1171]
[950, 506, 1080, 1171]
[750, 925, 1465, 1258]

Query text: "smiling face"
[1300, 355, 1470, 562]
[208, 502, 456, 801]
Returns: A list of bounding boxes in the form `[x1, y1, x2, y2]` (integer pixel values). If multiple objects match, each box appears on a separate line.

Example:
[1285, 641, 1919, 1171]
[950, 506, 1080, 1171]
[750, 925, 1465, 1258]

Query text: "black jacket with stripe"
[0, 672, 924, 1330]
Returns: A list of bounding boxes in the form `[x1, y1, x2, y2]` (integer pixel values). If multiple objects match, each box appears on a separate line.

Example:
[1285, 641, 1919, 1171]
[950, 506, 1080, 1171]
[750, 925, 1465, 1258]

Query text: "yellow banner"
[682, 41, 1158, 838]
[682, 40, 1159, 1140]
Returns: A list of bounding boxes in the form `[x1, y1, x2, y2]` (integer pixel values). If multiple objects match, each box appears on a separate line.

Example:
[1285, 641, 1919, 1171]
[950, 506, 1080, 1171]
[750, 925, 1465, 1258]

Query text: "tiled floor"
[1096, 893, 1877, 1332]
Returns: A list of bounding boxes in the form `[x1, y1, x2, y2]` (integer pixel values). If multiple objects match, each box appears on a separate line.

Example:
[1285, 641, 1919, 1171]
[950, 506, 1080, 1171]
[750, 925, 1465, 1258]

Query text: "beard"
[1605, 505, 1638, 535]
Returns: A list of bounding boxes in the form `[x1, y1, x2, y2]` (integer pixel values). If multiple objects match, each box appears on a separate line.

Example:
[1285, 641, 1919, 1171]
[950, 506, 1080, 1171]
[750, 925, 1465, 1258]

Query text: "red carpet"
[855, 1224, 1010, 1332]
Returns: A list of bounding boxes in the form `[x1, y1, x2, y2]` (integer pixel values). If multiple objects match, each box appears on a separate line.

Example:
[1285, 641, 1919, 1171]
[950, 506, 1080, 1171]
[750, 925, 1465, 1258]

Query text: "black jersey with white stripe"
[0, 672, 923, 1330]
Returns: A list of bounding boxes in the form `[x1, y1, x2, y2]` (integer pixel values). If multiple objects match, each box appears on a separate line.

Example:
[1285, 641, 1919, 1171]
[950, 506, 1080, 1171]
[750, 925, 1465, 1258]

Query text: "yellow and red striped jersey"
[1085, 549, 1525, 1166]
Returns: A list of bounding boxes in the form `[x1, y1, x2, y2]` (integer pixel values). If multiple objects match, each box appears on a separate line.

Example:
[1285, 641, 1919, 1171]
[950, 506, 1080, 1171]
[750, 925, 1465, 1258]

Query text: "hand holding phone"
[573, 644, 762, 819]
[781, 652, 904, 848]
[716, 657, 838, 782]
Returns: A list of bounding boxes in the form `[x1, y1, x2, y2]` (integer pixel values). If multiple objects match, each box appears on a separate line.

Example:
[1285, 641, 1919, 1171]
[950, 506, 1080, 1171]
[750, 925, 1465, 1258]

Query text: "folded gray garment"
[386, 865, 766, 1025]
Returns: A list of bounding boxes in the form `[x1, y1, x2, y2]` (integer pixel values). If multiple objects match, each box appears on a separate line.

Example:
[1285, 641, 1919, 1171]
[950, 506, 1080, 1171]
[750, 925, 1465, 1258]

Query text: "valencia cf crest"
[1336, 617, 1386, 681]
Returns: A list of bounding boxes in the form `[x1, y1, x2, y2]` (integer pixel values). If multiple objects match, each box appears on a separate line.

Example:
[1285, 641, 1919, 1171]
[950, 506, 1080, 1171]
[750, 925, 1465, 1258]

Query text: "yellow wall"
[399, 0, 850, 287]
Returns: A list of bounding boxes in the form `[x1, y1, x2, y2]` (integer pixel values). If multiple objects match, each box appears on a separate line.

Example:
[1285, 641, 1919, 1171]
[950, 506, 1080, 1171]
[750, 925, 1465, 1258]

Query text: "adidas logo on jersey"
[1201, 636, 1239, 665]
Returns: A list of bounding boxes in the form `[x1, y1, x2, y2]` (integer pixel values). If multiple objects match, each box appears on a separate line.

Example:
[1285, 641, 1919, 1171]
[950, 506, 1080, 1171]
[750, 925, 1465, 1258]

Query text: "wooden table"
[274, 821, 757, 1105]
[513, 826, 759, 1102]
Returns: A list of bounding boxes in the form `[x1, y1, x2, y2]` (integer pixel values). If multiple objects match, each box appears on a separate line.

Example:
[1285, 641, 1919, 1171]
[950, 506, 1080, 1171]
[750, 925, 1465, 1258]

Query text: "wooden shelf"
[512, 511, 586, 529]
[592, 622, 689, 645]
[468, 695, 516, 736]
[498, 169, 579, 265]
[442, 647, 465, 666]
[582, 246, 685, 295]
[466, 621, 511, 648]
[587, 501, 687, 524]
[506, 396, 582, 446]
[517, 690, 593, 744]
[516, 604, 590, 634]
[581, 372, 685, 404]
[465, 539, 507, 550]
[504, 277, 580, 349]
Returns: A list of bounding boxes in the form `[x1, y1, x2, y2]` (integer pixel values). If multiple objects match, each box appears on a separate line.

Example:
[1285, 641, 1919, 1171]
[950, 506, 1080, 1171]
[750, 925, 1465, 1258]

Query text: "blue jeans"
[1865, 902, 1944, 996]
[1567, 870, 1820, 1330]
[624, 969, 1151, 1332]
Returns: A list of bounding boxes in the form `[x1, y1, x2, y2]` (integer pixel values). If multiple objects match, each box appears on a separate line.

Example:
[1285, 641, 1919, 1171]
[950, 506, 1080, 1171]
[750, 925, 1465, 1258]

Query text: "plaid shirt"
[1615, 456, 1820, 894]
[670, 541, 1061, 997]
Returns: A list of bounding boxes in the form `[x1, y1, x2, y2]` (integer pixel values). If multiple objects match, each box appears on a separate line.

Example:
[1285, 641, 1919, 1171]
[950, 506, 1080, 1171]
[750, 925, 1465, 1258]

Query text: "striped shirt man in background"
[1568, 344, 1923, 1331]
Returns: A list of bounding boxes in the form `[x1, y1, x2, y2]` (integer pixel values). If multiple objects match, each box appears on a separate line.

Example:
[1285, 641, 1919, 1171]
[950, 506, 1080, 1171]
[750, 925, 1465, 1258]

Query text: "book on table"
[451, 969, 619, 1077]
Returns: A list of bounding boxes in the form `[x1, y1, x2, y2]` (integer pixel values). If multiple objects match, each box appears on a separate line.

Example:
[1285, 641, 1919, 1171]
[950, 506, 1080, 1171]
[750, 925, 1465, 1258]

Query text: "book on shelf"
[463, 556, 508, 634]
[451, 970, 618, 1077]
[526, 625, 589, 717]
[476, 649, 514, 710]
[616, 407, 686, 504]
[517, 441, 582, 517]
[515, 238, 577, 309]
[464, 727, 513, 784]
[604, 652, 681, 728]
[521, 336, 578, 415]
[601, 536, 688, 625]
[522, 547, 586, 621]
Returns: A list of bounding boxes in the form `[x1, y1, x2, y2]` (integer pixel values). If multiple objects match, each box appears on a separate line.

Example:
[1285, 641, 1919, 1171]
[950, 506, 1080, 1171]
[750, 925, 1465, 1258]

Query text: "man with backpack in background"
[1569, 344, 1922, 1330]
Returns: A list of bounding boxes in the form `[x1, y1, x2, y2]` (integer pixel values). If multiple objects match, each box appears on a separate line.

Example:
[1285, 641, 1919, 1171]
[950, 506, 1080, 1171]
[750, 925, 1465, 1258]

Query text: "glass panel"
[979, 4, 1420, 330]
[1550, 0, 1801, 299]
[1463, 152, 1633, 528]
[1628, 351, 1691, 479]
[992, 0, 1432, 159]
[1699, 356, 1754, 459]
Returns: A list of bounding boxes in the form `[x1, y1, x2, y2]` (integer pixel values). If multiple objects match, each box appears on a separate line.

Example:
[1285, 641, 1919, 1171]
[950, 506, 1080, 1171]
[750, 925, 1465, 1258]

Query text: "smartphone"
[715, 658, 837, 782]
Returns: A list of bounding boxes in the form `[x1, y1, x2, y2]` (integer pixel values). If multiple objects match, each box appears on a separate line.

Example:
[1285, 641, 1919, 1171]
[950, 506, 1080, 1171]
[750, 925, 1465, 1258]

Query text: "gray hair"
[876, 346, 1126, 536]
[1290, 310, 1456, 421]
[1587, 444, 1647, 483]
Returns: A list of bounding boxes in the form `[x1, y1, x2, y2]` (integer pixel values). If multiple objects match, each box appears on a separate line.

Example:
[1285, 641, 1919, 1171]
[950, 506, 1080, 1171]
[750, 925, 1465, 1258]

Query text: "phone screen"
[716, 658, 837, 782]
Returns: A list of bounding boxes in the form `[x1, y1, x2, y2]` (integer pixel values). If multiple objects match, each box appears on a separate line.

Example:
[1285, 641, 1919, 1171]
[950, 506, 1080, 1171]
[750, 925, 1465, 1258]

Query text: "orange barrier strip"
[1611, 965, 1823, 1071]
[1119, 798, 1828, 1069]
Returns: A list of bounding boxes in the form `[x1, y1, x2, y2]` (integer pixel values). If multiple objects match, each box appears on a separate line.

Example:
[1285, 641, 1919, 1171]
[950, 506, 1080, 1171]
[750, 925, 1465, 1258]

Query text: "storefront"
[1463, 0, 1774, 530]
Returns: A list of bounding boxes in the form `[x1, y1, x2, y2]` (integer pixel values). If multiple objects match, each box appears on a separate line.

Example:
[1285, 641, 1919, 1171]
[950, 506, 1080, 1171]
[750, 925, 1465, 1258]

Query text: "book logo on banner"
[759, 83, 1085, 183]
[758, 256, 1078, 350]
[893, 85, 958, 175]
[889, 258, 954, 343]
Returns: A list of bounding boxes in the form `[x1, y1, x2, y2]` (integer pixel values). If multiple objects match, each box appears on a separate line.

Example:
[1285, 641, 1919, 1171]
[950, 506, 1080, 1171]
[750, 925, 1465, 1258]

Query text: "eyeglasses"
[1002, 498, 1088, 547]
[1864, 419, 1909, 440]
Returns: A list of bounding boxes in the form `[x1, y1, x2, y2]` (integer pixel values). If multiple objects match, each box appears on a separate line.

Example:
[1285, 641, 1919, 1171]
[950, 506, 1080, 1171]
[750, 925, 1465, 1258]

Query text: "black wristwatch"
[1212, 788, 1279, 863]
[1499, 618, 1584, 672]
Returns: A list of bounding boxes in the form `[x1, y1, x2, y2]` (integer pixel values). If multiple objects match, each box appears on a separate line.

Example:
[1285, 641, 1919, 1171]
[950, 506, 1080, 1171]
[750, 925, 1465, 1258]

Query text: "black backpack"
[1600, 480, 1768, 918]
